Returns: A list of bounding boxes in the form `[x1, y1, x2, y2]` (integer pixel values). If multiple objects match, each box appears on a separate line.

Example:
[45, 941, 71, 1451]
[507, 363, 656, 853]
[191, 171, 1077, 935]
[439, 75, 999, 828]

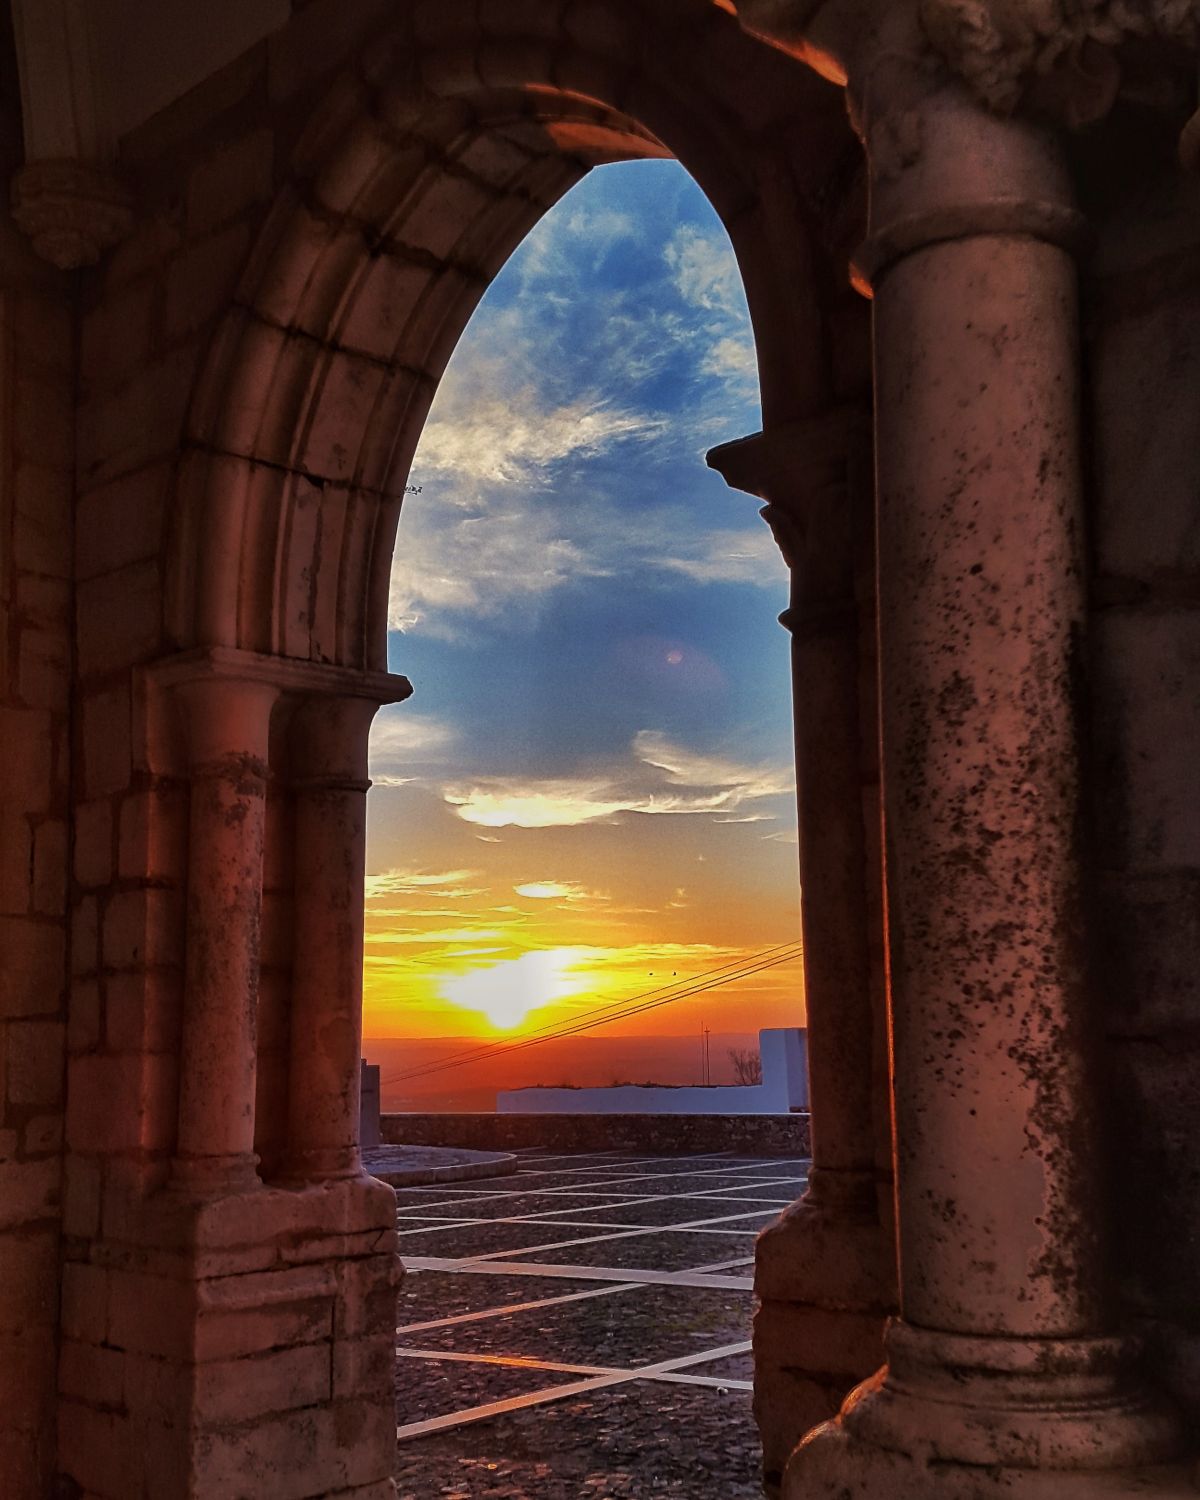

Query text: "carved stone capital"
[707, 408, 869, 584]
[11, 159, 133, 269]
[920, 0, 1200, 124]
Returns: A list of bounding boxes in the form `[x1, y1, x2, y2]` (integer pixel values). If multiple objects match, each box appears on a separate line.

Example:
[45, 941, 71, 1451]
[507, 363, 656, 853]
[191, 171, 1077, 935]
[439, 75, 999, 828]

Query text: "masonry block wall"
[0, 46, 77, 1485]
[8, 2, 1199, 1497]
[1080, 101, 1200, 1425]
[0, 3, 862, 1497]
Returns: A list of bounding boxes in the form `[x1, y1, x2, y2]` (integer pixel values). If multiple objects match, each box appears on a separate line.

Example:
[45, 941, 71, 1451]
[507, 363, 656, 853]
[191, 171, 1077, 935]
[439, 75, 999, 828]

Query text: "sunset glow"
[365, 160, 805, 1062]
[439, 948, 591, 1030]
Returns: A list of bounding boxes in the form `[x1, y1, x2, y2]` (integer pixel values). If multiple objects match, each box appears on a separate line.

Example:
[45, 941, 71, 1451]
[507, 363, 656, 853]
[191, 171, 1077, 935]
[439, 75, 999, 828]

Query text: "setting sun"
[438, 947, 592, 1030]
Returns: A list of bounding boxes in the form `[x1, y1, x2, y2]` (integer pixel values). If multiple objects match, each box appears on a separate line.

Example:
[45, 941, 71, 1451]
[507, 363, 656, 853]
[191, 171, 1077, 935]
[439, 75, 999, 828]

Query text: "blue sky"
[363, 159, 804, 1041]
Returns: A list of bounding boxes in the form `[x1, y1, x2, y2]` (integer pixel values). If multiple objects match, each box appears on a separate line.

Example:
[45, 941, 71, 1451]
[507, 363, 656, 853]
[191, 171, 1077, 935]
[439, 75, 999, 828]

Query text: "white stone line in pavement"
[688, 1186, 804, 1200]
[516, 1155, 765, 1176]
[392, 1178, 798, 1232]
[395, 1209, 688, 1233]
[394, 1337, 757, 1443]
[392, 1186, 798, 1222]
[719, 1159, 809, 1172]
[394, 1346, 755, 1394]
[396, 1347, 624, 1378]
[637, 1338, 753, 1374]
[514, 1161, 801, 1188]
[642, 1370, 754, 1392]
[465, 1218, 765, 1266]
[396, 1280, 647, 1336]
[514, 1153, 747, 1177]
[393, 1194, 660, 1218]
[401, 1256, 755, 1291]
[394, 1188, 670, 1215]
[509, 1151, 635, 1164]
[397, 1183, 788, 1208]
[682, 1254, 757, 1273]
[396, 1370, 631, 1441]
[394, 1208, 772, 1241]
[532, 1198, 785, 1223]
[520, 1170, 790, 1191]
[394, 1214, 748, 1237]
[456, 1209, 771, 1264]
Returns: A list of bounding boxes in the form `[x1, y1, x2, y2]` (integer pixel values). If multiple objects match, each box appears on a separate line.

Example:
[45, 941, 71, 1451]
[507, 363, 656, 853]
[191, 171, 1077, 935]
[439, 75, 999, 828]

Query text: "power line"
[379, 941, 801, 1087]
[386, 946, 803, 1088]
[379, 941, 804, 1089]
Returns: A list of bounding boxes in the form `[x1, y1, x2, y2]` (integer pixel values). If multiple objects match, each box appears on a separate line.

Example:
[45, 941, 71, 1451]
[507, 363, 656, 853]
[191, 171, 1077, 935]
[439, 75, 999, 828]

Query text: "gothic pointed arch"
[163, 0, 859, 671]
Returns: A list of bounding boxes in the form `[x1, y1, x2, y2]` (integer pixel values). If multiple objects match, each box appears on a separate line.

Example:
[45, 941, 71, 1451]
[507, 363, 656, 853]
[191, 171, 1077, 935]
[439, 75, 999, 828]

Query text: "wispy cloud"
[365, 926, 504, 946]
[632, 730, 792, 797]
[389, 498, 604, 634]
[657, 527, 783, 586]
[415, 382, 666, 488]
[364, 868, 480, 900]
[514, 199, 640, 283]
[665, 225, 746, 318]
[387, 173, 765, 637]
[369, 710, 457, 782]
[443, 730, 793, 829]
[514, 881, 609, 903]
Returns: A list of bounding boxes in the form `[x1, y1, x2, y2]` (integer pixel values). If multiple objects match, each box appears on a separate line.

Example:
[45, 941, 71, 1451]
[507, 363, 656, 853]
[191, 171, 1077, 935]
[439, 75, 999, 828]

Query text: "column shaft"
[171, 676, 277, 1194]
[710, 415, 884, 1226]
[284, 696, 378, 1182]
[710, 421, 895, 1490]
[879, 229, 1096, 1336]
[786, 78, 1181, 1494]
[784, 479, 877, 1209]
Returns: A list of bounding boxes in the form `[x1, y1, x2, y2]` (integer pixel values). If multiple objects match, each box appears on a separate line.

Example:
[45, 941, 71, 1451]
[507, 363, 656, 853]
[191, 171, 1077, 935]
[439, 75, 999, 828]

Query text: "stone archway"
[54, 9, 882, 1498]
[163, 10, 848, 671]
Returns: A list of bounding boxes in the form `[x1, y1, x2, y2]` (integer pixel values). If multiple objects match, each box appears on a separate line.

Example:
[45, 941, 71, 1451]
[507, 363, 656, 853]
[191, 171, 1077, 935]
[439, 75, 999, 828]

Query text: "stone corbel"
[11, 160, 133, 270]
[722, 0, 1200, 161]
[8, 0, 133, 268]
[919, 0, 1200, 130]
[706, 407, 867, 578]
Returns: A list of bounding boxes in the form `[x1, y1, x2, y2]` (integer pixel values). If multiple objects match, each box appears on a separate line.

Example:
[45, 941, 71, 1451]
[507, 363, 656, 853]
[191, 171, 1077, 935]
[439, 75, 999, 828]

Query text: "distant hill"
[365, 1031, 766, 1113]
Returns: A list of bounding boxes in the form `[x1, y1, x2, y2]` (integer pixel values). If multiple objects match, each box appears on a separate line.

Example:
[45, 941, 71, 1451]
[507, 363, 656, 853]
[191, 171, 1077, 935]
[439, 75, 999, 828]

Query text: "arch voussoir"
[169, 1, 841, 680]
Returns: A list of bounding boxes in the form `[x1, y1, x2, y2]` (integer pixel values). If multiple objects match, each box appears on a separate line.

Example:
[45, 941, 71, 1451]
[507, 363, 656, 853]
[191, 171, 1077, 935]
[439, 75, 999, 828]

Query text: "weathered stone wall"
[382, 1110, 812, 1157]
[15, 4, 856, 1497]
[0, 19, 76, 1485]
[1079, 103, 1200, 1424]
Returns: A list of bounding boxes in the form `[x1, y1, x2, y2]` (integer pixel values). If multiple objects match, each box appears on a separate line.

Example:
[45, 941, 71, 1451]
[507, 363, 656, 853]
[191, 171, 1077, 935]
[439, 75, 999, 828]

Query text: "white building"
[496, 1028, 808, 1115]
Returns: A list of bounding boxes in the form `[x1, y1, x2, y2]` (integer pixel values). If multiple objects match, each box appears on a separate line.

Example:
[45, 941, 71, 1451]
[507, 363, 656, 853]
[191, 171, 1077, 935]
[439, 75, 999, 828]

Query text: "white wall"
[497, 1028, 808, 1115]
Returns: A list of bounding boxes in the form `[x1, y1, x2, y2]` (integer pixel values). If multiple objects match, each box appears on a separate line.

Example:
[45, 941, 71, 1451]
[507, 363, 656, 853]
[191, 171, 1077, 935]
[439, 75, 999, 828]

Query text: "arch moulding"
[161, 0, 856, 677]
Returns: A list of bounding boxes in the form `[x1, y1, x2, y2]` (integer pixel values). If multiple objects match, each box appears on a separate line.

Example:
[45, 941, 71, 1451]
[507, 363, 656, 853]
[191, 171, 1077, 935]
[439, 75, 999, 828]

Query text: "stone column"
[709, 411, 888, 1239]
[777, 16, 1184, 1496]
[170, 673, 278, 1195]
[281, 692, 382, 1183]
[709, 413, 896, 1487]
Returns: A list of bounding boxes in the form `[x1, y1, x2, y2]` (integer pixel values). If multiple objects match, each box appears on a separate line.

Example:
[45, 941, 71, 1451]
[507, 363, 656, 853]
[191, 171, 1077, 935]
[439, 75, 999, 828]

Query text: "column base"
[754, 1183, 897, 1493]
[785, 1319, 1186, 1499]
[277, 1145, 363, 1184]
[168, 1151, 261, 1195]
[756, 1183, 896, 1308]
[786, 1423, 1197, 1499]
[56, 1176, 401, 1500]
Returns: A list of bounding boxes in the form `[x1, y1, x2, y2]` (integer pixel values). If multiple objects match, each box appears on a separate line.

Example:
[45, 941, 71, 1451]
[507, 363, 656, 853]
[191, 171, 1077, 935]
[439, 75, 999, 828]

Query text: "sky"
[363, 158, 805, 1061]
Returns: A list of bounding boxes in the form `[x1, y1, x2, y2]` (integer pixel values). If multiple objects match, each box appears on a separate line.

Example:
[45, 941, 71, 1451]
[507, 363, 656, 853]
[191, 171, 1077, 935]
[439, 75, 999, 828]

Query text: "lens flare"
[438, 947, 590, 1030]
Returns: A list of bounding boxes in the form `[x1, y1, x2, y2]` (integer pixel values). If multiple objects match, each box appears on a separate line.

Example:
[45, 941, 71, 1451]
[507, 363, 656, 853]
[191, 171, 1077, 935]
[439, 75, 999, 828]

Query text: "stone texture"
[382, 1112, 812, 1156]
[1, 2, 1199, 1497]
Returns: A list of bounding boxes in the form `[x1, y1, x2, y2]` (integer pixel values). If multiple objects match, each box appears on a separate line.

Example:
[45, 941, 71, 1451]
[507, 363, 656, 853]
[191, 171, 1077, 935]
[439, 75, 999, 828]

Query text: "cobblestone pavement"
[393, 1149, 808, 1499]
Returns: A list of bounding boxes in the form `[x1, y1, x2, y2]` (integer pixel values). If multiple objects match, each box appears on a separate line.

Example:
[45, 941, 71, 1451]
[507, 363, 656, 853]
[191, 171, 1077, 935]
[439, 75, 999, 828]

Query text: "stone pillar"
[282, 693, 382, 1183]
[170, 673, 278, 1194]
[709, 412, 896, 1491]
[777, 18, 1185, 1497]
